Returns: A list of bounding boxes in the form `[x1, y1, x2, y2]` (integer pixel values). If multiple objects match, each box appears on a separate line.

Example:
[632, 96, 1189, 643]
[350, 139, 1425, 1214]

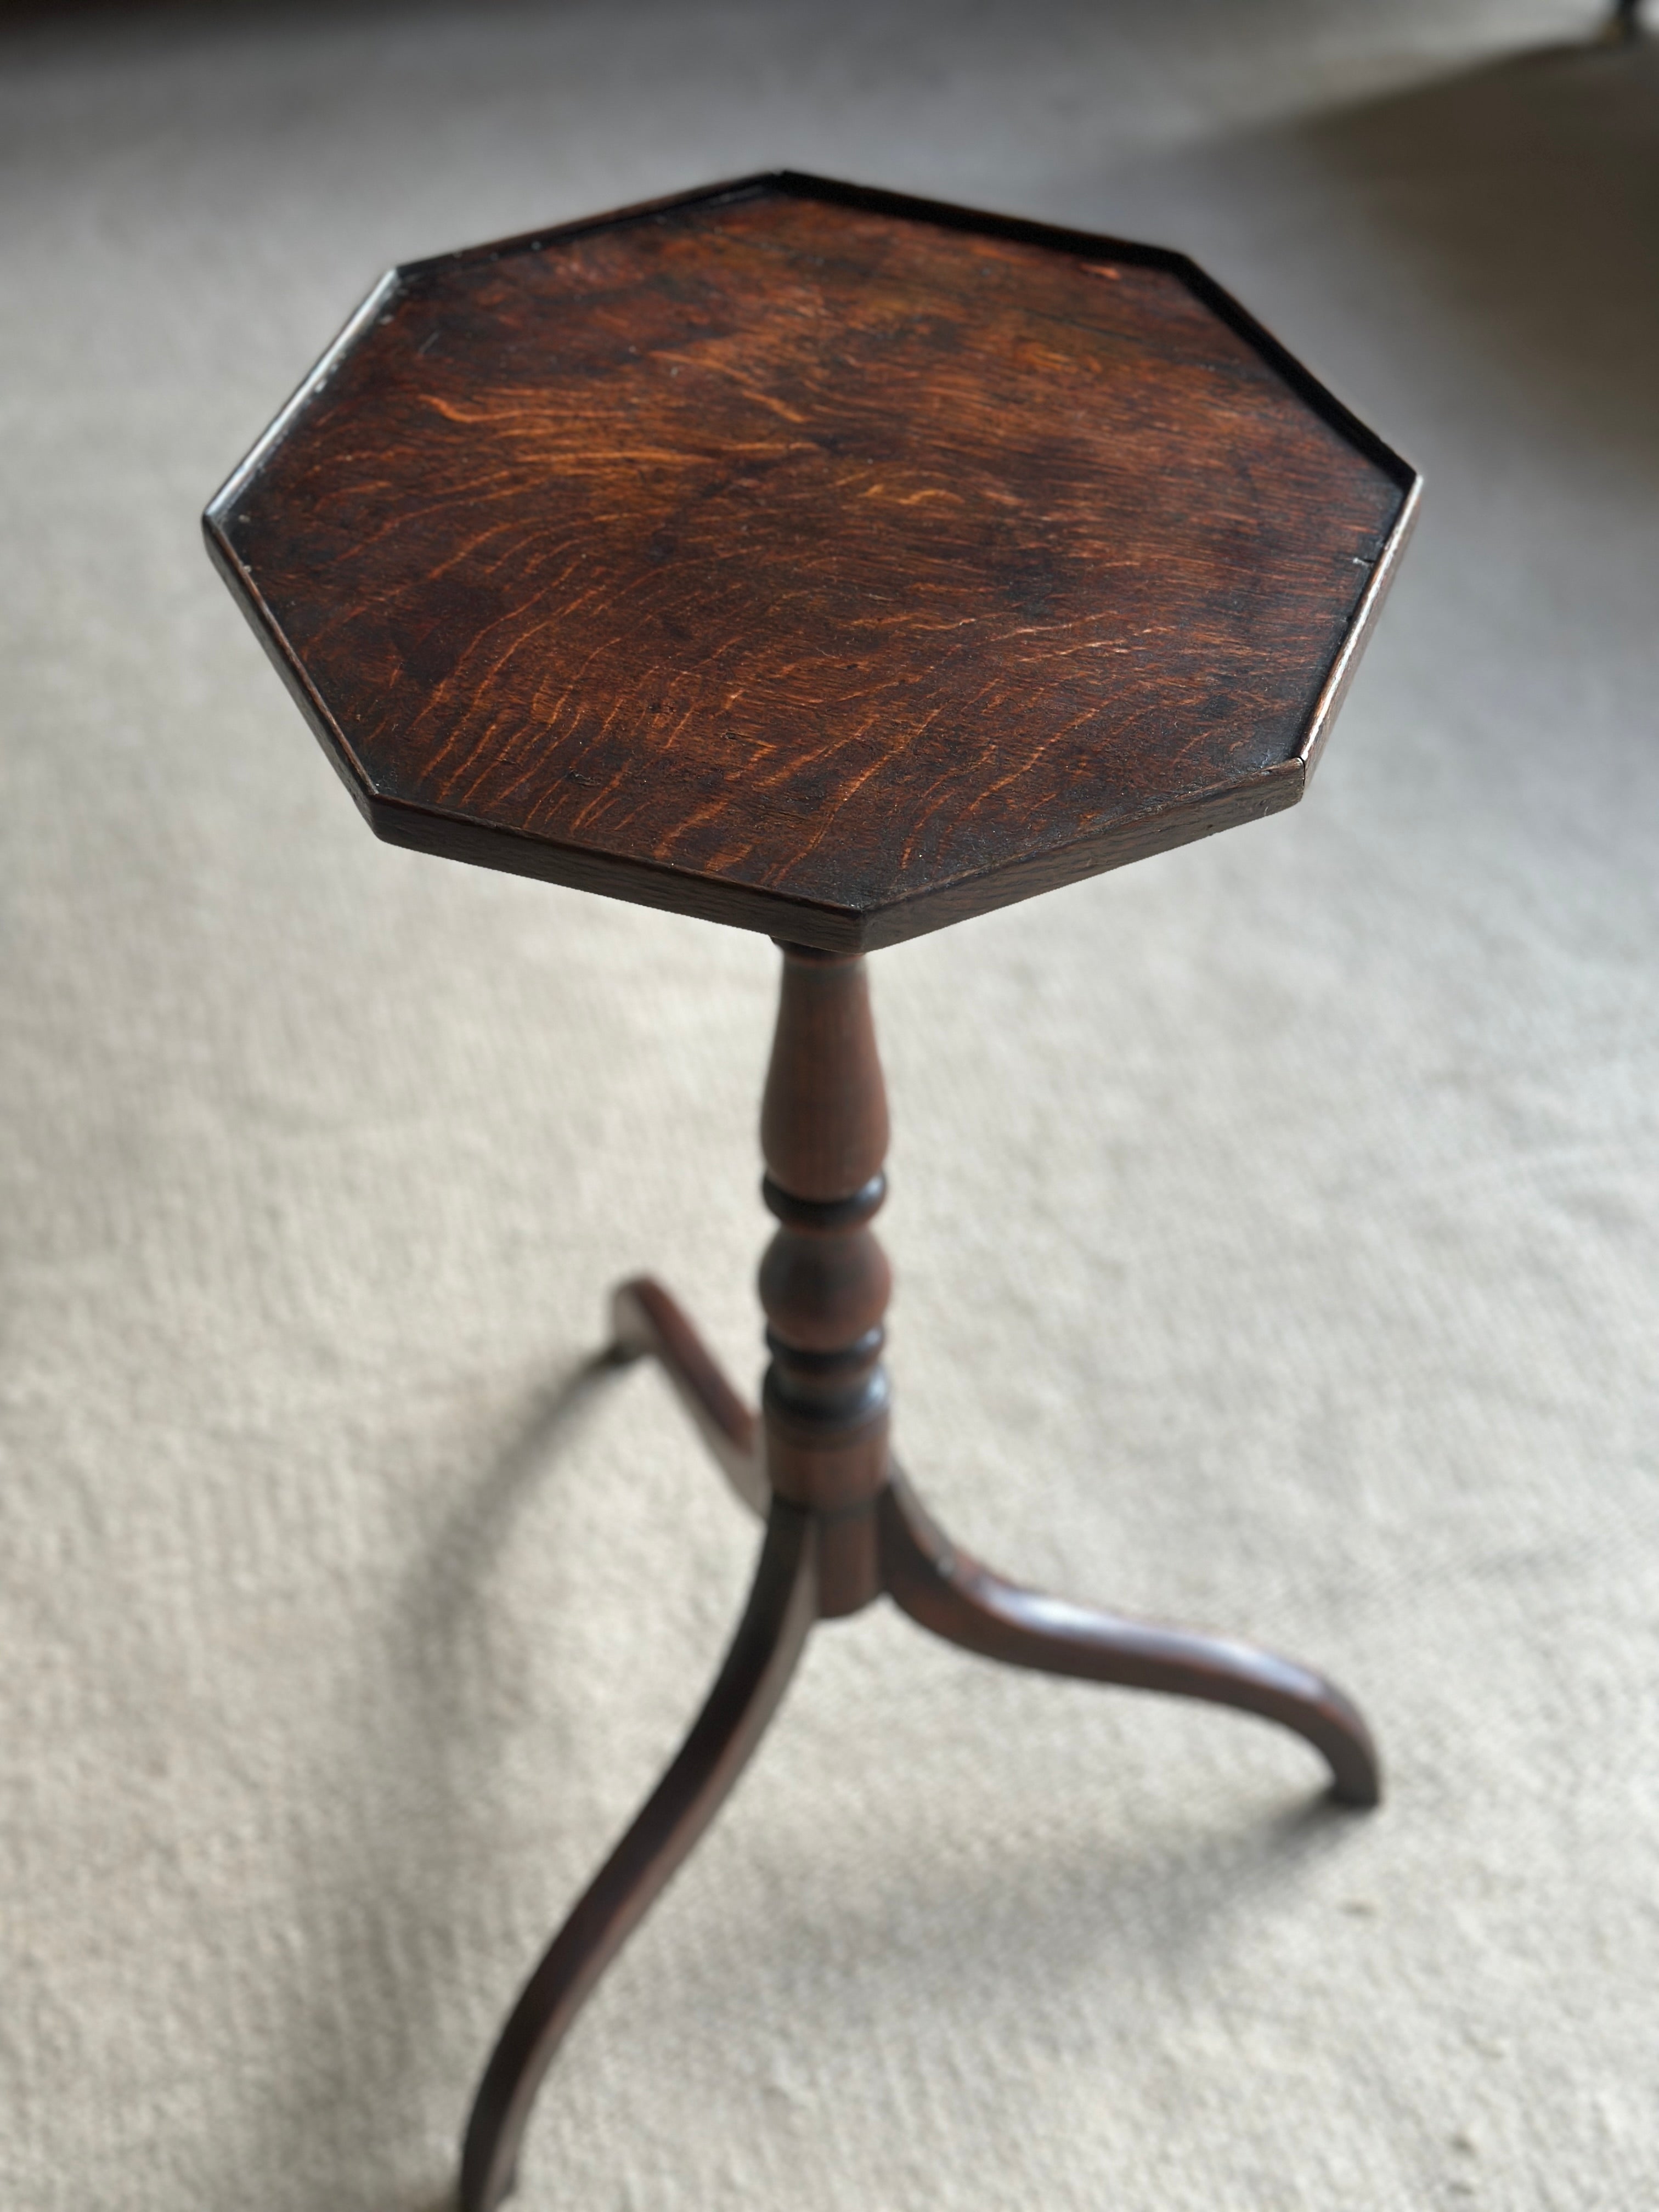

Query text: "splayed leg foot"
[878, 1468, 1380, 1808]
[459, 1502, 817, 2211]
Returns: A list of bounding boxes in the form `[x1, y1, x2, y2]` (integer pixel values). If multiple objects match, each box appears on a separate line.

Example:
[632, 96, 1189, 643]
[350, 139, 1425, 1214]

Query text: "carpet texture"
[2, 3, 1656, 2208]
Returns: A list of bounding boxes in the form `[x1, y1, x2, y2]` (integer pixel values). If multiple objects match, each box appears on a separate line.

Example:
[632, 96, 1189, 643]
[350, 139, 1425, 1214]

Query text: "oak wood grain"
[206, 173, 1418, 950]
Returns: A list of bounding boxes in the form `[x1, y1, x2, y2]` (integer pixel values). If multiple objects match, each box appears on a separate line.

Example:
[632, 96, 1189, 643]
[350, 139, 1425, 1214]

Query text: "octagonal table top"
[206, 172, 1418, 951]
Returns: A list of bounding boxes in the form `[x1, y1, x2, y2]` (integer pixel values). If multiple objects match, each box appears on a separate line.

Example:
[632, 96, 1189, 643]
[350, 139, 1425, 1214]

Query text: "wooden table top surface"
[206, 173, 1418, 951]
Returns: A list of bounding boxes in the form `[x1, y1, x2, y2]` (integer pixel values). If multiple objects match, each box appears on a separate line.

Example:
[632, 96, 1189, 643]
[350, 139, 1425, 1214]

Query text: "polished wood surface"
[468, 1278, 1379, 2210]
[880, 1466, 1379, 1806]
[206, 173, 1418, 951]
[459, 945, 1384, 2206]
[460, 1499, 819, 2212]
[759, 946, 892, 1608]
[602, 1271, 1380, 1804]
[202, 174, 1410, 2205]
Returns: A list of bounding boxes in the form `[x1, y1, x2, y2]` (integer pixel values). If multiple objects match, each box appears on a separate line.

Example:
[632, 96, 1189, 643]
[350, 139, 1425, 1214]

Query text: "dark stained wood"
[760, 945, 889, 1203]
[456, 943, 1387, 2197]
[205, 172, 1419, 952]
[459, 1499, 819, 2212]
[759, 950, 892, 1566]
[879, 1466, 1381, 1807]
[611, 1276, 765, 1513]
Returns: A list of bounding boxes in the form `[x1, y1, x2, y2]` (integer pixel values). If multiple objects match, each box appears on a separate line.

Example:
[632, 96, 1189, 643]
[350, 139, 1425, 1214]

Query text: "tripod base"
[459, 1277, 1380, 2212]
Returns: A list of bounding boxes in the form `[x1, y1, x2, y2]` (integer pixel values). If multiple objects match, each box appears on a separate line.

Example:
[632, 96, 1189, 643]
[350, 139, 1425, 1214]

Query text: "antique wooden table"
[206, 173, 1418, 2210]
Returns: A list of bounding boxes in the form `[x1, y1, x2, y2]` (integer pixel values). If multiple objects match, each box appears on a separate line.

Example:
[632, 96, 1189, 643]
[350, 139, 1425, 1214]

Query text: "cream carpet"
[3, 2, 1656, 2206]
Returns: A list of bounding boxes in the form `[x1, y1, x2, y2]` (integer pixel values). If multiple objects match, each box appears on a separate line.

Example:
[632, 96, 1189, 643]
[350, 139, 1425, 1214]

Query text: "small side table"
[206, 174, 1418, 2210]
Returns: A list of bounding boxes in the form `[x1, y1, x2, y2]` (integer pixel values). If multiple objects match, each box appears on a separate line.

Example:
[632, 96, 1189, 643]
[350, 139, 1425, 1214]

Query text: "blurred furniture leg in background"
[1605, 0, 1645, 41]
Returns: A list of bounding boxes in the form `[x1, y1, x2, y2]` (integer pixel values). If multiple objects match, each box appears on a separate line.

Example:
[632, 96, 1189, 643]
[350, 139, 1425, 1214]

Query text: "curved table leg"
[878, 1468, 1380, 1808]
[459, 1501, 819, 2212]
[611, 1276, 768, 1517]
